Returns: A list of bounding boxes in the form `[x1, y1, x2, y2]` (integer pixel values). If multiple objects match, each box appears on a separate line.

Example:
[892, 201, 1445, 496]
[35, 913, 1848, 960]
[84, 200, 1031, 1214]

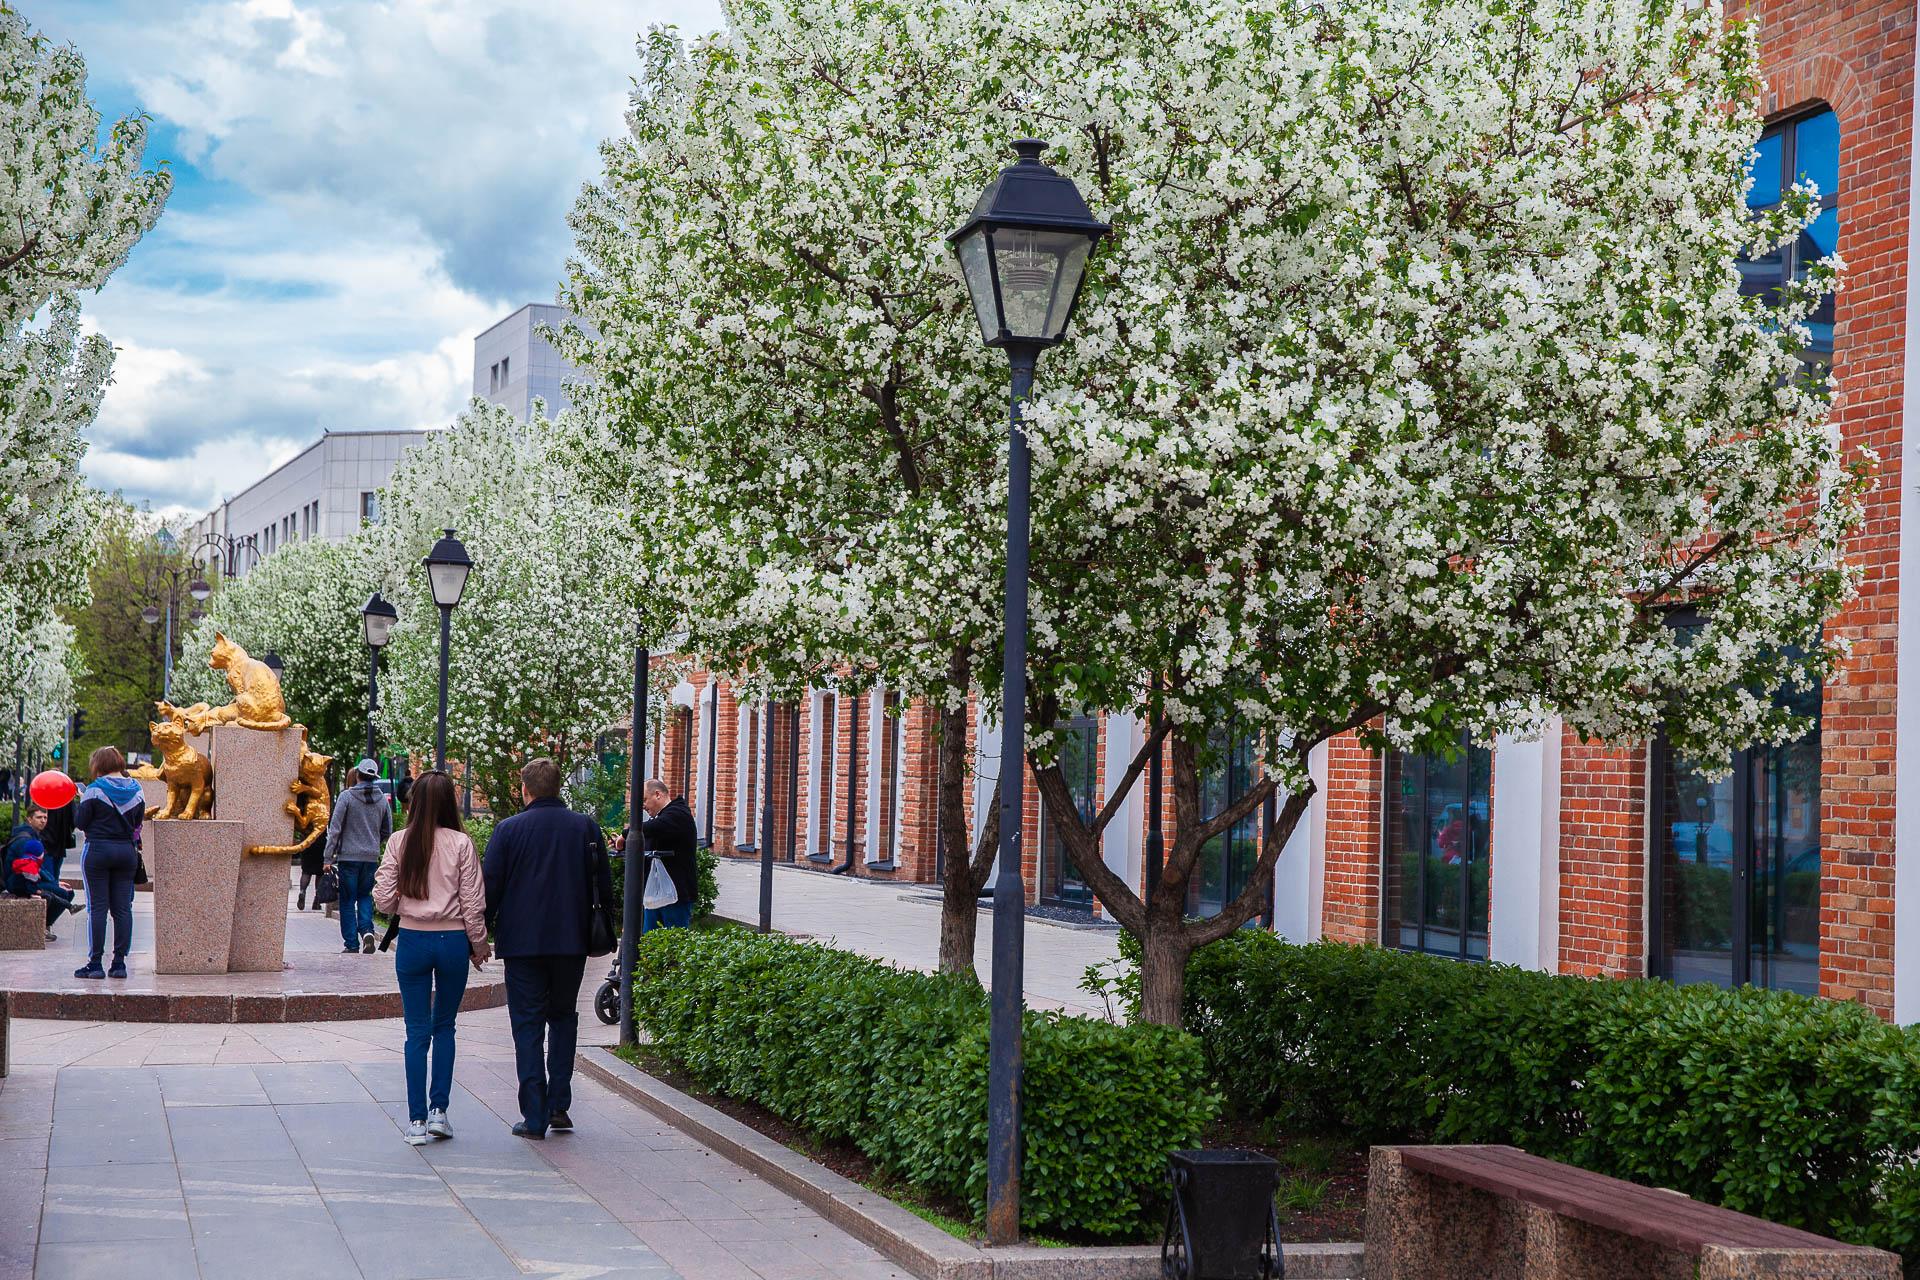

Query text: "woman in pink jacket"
[374, 770, 490, 1145]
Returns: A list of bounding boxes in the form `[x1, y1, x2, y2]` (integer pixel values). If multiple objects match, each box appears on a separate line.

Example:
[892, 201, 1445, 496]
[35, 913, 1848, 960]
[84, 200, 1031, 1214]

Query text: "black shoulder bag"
[587, 838, 617, 957]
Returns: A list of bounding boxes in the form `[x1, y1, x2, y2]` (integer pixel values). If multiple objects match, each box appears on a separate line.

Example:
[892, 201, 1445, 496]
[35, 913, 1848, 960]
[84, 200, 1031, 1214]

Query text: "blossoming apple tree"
[0, 3, 170, 694]
[367, 402, 676, 817]
[568, 0, 1862, 1023]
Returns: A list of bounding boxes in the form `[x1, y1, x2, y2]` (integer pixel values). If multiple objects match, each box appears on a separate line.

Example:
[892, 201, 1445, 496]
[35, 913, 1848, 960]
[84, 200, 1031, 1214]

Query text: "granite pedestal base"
[151, 820, 243, 974]
[0, 897, 47, 950]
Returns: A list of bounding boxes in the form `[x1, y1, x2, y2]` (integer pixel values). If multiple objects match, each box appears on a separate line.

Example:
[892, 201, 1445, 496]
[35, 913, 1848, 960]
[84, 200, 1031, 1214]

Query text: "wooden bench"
[0, 895, 46, 950]
[1367, 1145, 1900, 1280]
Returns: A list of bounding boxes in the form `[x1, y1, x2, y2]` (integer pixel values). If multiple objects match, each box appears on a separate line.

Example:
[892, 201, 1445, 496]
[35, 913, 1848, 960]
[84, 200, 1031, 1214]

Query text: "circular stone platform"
[0, 879, 507, 1023]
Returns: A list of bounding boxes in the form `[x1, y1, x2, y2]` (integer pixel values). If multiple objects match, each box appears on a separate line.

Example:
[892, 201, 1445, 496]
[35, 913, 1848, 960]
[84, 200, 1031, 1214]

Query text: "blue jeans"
[82, 839, 137, 965]
[395, 928, 470, 1121]
[642, 900, 692, 932]
[336, 861, 377, 948]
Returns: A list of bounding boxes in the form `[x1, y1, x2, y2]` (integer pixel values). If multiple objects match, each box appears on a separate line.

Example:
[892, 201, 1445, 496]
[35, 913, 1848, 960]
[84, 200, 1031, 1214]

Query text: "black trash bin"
[1161, 1148, 1282, 1280]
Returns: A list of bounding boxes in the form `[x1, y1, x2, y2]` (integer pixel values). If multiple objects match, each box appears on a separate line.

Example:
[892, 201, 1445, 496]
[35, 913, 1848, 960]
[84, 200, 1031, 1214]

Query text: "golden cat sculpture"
[249, 738, 333, 856]
[185, 633, 291, 733]
[146, 717, 213, 820]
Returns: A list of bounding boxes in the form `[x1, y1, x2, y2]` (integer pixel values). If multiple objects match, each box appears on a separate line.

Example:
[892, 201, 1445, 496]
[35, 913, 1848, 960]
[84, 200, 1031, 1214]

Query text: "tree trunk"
[1138, 918, 1192, 1027]
[936, 654, 996, 977]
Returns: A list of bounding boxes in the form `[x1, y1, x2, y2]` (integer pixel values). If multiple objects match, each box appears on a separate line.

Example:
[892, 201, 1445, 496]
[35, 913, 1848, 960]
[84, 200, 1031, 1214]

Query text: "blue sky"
[29, 0, 722, 516]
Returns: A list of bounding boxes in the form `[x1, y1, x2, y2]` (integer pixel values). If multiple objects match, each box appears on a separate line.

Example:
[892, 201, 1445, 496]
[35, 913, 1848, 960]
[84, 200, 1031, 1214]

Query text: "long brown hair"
[397, 771, 465, 899]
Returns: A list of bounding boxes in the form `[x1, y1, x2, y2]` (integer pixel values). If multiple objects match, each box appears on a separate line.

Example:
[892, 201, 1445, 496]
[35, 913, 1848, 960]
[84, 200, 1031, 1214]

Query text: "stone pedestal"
[151, 820, 244, 974]
[0, 898, 47, 950]
[209, 725, 301, 850]
[229, 854, 292, 972]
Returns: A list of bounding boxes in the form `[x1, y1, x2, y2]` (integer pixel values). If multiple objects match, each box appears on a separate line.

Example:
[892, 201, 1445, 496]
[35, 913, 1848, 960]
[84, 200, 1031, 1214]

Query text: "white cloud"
[35, 0, 725, 513]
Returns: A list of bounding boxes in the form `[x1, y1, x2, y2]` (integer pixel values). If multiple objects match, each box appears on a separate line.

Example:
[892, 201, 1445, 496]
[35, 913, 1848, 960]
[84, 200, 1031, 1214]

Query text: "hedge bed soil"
[1204, 1120, 1367, 1243]
[617, 1044, 987, 1242]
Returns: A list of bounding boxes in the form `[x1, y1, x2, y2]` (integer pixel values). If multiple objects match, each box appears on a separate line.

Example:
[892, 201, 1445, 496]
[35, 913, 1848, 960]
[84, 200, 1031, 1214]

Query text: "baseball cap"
[355, 758, 380, 777]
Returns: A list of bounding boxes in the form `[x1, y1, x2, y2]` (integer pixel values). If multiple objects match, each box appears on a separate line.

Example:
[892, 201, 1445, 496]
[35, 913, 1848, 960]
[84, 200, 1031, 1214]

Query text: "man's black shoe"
[511, 1121, 546, 1140]
[548, 1110, 573, 1131]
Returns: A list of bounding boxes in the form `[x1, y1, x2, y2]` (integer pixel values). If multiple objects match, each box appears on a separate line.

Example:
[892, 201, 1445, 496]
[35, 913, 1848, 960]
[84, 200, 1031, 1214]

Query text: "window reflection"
[1381, 735, 1491, 960]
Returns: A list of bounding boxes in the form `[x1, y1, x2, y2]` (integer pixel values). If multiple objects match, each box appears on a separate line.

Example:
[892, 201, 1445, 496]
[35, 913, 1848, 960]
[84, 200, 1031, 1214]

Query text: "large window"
[1189, 726, 1258, 918]
[1040, 715, 1098, 911]
[1650, 679, 1821, 995]
[1381, 736, 1491, 959]
[872, 692, 903, 867]
[1742, 108, 1839, 372]
[813, 694, 838, 860]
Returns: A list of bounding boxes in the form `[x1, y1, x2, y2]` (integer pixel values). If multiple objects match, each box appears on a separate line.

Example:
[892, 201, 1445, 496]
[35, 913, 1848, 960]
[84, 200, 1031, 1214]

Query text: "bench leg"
[1368, 1147, 1530, 1280]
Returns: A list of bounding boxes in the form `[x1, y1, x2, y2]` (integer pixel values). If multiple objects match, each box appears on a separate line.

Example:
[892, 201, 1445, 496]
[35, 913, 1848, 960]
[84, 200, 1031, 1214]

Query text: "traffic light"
[69, 709, 86, 739]
[51, 743, 62, 761]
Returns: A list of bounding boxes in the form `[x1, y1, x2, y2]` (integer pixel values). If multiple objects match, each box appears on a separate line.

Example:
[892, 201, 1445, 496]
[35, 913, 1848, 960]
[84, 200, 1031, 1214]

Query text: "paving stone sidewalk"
[710, 858, 1121, 1015]
[3, 1057, 912, 1280]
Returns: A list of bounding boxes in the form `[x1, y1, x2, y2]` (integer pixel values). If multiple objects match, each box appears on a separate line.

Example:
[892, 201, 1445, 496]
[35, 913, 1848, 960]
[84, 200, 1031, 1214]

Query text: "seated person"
[8, 806, 80, 939]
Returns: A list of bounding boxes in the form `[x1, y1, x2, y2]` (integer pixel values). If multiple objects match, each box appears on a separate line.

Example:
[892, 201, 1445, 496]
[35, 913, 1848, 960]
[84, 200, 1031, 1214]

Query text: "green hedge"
[1181, 933, 1920, 1257]
[634, 928, 1218, 1238]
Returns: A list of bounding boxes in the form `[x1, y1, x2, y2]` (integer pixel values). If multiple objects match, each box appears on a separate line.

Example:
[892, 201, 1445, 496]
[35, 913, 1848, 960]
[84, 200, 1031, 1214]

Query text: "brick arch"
[1766, 51, 1867, 127]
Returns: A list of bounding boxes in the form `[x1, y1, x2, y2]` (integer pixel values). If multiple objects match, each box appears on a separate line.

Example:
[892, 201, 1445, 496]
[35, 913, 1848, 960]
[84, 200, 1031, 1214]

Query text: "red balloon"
[29, 770, 77, 810]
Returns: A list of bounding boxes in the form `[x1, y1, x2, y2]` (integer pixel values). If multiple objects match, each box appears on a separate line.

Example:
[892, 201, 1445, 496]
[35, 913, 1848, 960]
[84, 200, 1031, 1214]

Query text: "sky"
[31, 0, 724, 519]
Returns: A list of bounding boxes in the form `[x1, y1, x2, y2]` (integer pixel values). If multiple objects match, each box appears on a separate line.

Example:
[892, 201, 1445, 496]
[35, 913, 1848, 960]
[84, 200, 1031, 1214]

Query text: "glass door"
[1040, 716, 1098, 910]
[1380, 735, 1491, 959]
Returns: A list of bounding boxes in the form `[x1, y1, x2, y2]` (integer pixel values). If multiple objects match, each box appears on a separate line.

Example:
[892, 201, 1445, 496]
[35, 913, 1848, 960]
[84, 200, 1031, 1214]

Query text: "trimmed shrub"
[634, 927, 1219, 1238]
[1181, 933, 1920, 1258]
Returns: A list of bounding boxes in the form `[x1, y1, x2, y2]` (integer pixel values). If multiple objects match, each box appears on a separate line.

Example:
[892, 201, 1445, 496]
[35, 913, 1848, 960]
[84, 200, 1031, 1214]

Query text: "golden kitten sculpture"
[185, 633, 291, 733]
[249, 738, 333, 857]
[146, 718, 213, 820]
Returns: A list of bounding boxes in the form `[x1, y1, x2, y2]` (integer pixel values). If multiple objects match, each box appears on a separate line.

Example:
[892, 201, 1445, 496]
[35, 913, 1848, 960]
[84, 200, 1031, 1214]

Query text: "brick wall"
[1557, 732, 1648, 978]
[1321, 731, 1382, 944]
[1736, 0, 1910, 1013]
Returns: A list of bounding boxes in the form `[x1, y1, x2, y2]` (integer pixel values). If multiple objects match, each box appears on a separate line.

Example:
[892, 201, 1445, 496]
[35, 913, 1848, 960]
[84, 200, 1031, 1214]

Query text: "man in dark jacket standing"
[484, 757, 612, 1139]
[638, 779, 698, 931]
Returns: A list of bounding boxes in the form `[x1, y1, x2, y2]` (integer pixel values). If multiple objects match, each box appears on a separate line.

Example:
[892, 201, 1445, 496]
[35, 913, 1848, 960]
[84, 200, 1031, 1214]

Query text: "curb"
[578, 1048, 1364, 1280]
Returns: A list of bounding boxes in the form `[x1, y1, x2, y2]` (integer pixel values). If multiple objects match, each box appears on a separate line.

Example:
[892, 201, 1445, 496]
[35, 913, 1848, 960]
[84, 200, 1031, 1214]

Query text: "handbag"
[587, 842, 617, 957]
[133, 852, 149, 886]
[313, 866, 339, 906]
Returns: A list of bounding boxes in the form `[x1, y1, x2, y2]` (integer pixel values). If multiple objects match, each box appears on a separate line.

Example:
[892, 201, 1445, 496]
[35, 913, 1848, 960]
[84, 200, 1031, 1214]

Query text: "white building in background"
[188, 430, 431, 576]
[473, 303, 585, 420]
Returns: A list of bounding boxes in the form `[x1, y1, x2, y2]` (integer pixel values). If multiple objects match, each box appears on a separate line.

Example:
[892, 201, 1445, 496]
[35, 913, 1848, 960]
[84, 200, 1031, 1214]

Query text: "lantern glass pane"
[954, 227, 1000, 344]
[363, 611, 395, 647]
[427, 561, 470, 608]
[990, 228, 1094, 342]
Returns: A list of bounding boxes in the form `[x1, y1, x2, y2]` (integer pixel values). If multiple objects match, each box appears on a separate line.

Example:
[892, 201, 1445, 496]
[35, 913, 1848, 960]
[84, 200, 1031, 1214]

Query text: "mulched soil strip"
[1205, 1116, 1368, 1243]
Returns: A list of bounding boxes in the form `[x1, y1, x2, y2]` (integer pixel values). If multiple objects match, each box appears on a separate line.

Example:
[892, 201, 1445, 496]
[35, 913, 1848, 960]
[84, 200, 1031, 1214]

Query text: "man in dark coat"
[483, 757, 612, 1139]
[638, 779, 698, 931]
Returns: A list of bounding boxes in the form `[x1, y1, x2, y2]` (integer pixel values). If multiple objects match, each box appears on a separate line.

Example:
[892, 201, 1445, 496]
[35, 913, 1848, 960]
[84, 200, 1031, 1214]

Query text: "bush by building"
[633, 928, 1217, 1238]
[1177, 933, 1920, 1257]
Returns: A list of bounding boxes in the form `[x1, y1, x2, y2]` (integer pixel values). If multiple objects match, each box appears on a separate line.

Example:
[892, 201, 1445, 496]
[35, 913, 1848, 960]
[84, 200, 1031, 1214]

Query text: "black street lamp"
[422, 530, 473, 772]
[362, 591, 397, 765]
[261, 652, 285, 680]
[949, 137, 1107, 1245]
[620, 615, 650, 1050]
[142, 563, 211, 703]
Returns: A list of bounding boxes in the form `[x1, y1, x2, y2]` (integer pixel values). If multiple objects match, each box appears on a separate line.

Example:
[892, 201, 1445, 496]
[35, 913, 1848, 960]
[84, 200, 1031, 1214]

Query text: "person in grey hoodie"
[325, 759, 392, 954]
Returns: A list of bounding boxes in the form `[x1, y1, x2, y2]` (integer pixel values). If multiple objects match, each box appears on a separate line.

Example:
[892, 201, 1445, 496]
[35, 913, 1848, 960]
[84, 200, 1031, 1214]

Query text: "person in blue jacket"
[72, 746, 145, 979]
[6, 806, 81, 941]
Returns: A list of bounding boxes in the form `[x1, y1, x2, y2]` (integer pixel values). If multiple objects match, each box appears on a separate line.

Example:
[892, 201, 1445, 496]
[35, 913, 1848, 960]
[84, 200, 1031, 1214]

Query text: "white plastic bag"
[642, 856, 679, 910]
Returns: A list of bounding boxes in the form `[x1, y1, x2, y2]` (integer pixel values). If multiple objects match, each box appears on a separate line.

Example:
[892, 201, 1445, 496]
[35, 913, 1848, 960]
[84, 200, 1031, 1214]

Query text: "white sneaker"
[403, 1120, 429, 1146]
[426, 1108, 452, 1139]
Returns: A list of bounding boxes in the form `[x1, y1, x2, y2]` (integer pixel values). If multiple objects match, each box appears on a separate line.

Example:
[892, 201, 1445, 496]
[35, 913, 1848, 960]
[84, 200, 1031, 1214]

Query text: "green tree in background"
[63, 497, 192, 759]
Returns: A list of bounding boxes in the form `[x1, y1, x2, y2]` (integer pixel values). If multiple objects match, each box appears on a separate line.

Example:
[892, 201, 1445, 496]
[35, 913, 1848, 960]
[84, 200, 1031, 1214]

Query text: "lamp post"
[362, 592, 397, 764]
[141, 566, 211, 702]
[949, 138, 1107, 1245]
[421, 530, 472, 771]
[620, 615, 649, 1049]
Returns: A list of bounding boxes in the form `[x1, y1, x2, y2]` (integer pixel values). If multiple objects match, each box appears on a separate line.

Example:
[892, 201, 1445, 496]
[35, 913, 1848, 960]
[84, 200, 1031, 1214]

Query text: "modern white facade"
[473, 303, 582, 420]
[188, 430, 431, 576]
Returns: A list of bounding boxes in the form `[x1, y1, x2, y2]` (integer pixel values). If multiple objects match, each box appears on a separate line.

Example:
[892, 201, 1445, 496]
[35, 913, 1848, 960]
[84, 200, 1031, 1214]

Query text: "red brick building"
[645, 0, 1920, 1020]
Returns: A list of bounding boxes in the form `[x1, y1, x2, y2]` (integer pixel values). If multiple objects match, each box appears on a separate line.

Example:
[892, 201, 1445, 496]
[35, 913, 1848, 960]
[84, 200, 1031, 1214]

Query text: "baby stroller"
[594, 959, 622, 1025]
